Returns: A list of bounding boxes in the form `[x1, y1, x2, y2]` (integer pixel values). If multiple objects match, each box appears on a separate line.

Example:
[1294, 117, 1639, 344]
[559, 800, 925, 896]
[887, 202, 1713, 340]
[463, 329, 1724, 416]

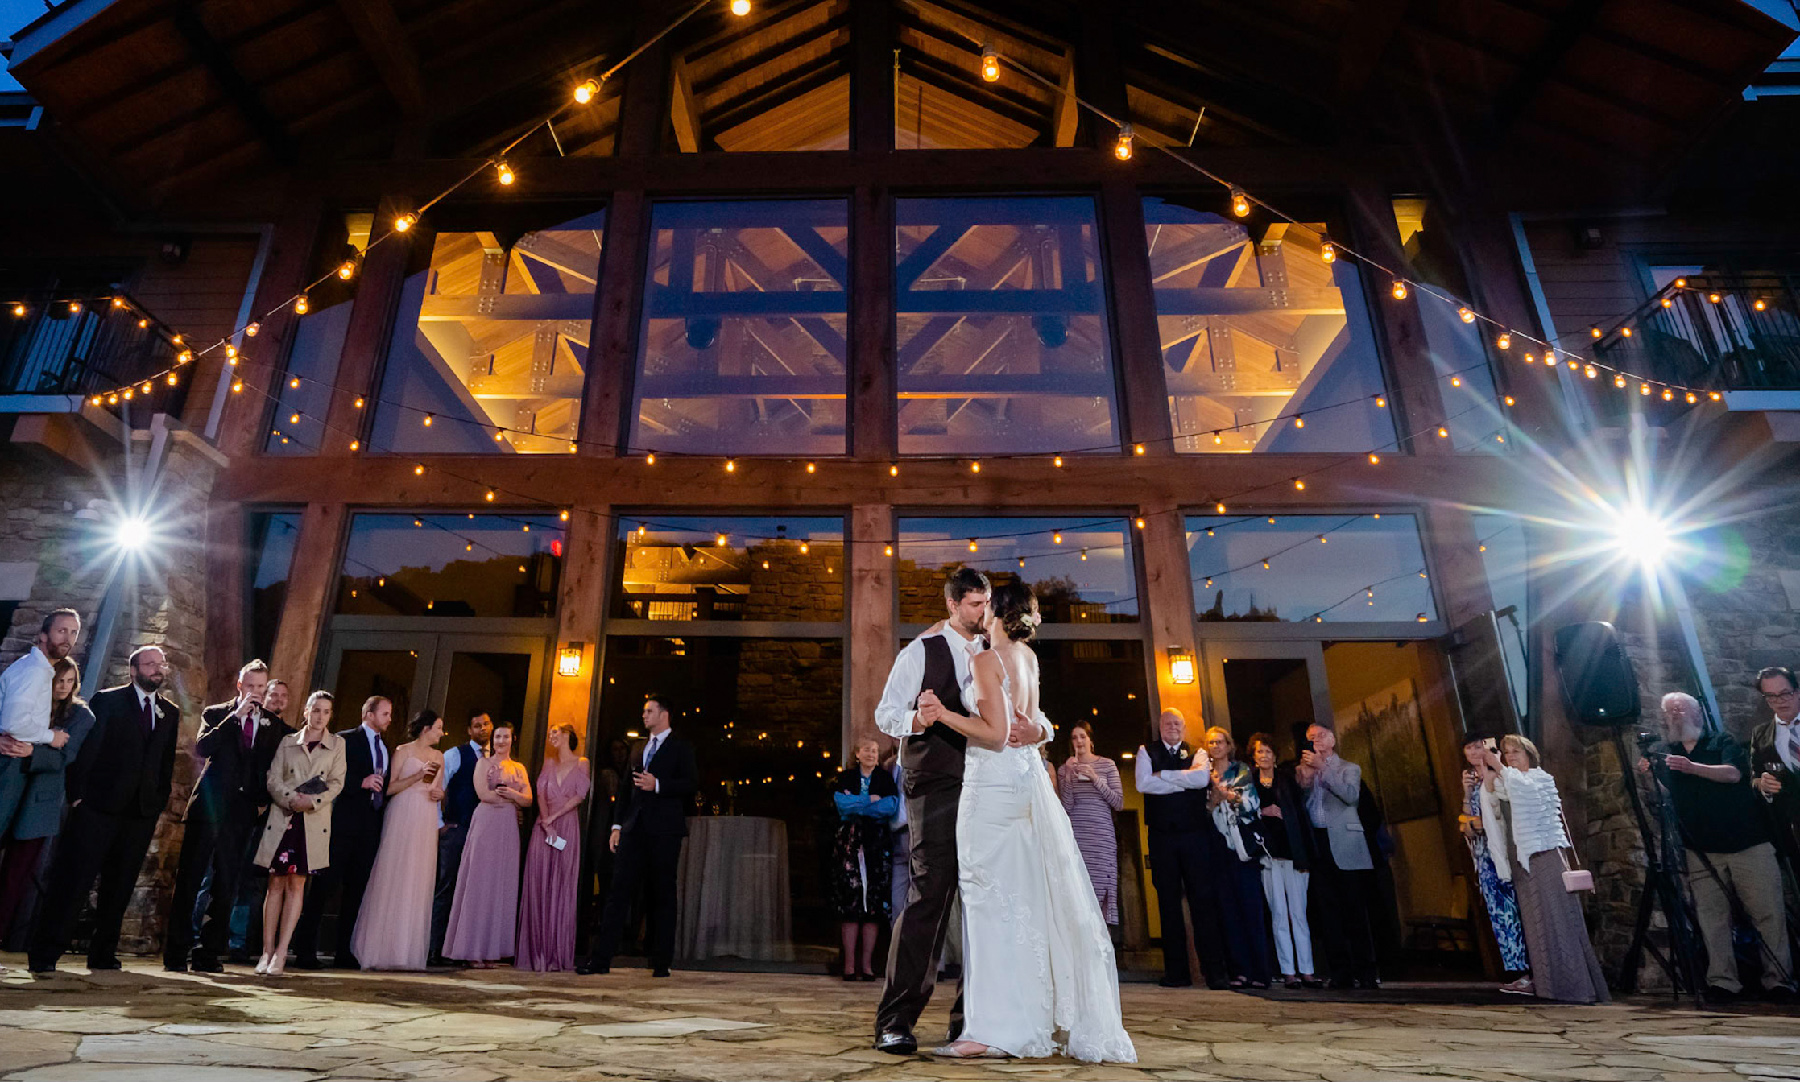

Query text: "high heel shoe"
[931, 1041, 1009, 1059]
[254, 954, 271, 975]
[266, 958, 286, 977]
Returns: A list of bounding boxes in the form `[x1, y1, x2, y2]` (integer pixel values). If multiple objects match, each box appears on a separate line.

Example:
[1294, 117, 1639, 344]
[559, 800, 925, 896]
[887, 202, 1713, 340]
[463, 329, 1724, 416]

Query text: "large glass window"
[1145, 196, 1395, 453]
[896, 197, 1119, 456]
[613, 515, 844, 621]
[1185, 513, 1437, 623]
[897, 516, 1138, 624]
[666, 1, 850, 152]
[248, 511, 302, 661]
[1393, 198, 1509, 453]
[265, 214, 369, 454]
[370, 208, 604, 455]
[1474, 512, 1530, 723]
[895, 3, 1077, 150]
[631, 201, 848, 457]
[335, 513, 565, 617]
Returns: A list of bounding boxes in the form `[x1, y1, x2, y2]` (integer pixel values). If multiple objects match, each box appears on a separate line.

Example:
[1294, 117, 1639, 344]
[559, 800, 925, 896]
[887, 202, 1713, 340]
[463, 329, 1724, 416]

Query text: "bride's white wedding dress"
[956, 670, 1136, 1063]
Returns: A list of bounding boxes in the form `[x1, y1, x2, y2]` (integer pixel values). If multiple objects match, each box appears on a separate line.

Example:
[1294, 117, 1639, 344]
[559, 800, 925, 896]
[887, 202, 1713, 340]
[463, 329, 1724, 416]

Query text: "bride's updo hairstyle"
[990, 581, 1038, 642]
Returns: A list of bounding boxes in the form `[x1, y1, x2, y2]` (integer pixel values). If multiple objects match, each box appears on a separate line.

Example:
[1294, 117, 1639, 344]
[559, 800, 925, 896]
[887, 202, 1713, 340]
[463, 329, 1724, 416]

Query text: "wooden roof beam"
[1489, 0, 1607, 137]
[334, 0, 429, 122]
[1334, 0, 1412, 103]
[171, 2, 295, 164]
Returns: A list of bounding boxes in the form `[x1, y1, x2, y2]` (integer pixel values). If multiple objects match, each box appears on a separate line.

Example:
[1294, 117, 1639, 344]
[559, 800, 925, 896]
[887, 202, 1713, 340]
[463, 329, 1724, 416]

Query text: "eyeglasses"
[1762, 688, 1799, 702]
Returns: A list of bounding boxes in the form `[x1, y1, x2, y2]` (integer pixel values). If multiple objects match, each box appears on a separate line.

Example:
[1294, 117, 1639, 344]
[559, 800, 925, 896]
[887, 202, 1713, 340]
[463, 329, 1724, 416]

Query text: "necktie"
[371, 733, 386, 809]
[140, 695, 154, 736]
[644, 735, 660, 768]
[1787, 725, 1799, 771]
[241, 712, 255, 751]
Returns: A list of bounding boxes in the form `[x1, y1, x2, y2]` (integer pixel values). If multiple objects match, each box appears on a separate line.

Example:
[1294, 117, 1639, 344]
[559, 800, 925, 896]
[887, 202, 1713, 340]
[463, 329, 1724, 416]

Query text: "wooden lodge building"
[0, 0, 1797, 976]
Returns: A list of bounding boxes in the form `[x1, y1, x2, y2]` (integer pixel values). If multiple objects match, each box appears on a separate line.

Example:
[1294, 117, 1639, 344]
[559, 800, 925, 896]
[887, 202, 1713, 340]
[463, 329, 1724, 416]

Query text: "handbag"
[1557, 808, 1593, 892]
[294, 774, 329, 796]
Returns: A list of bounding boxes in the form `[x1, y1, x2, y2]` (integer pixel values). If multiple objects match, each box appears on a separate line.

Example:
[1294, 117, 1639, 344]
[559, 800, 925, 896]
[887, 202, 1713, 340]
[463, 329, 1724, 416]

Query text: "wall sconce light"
[557, 642, 585, 678]
[1167, 645, 1196, 686]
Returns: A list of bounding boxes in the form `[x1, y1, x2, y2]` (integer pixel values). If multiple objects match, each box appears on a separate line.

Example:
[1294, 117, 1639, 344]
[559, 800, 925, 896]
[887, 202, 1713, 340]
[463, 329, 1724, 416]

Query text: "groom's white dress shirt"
[875, 627, 1052, 744]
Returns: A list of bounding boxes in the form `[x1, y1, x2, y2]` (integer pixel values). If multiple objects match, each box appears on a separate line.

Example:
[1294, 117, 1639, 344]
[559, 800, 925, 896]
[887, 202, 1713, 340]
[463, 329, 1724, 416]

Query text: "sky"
[0, 0, 51, 91]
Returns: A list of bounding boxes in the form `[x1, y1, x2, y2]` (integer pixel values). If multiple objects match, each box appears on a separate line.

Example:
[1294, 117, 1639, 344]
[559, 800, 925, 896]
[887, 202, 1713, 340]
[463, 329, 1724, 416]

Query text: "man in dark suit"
[292, 695, 391, 970]
[29, 644, 180, 974]
[163, 659, 288, 972]
[1751, 666, 1800, 863]
[579, 693, 696, 978]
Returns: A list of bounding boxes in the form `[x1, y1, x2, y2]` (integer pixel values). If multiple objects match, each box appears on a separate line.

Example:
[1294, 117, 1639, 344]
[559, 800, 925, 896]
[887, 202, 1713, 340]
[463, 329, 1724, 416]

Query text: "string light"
[1113, 125, 1134, 161]
[1213, 431, 1223, 445]
[1436, 426, 1449, 438]
[574, 78, 601, 104]
[1319, 239, 1336, 263]
[1708, 292, 1722, 304]
[646, 452, 656, 465]
[1390, 280, 1408, 301]
[1661, 297, 1673, 308]
[230, 380, 242, 393]
[968, 538, 979, 552]
[1504, 396, 1516, 406]
[1052, 531, 1063, 544]
[68, 301, 81, 314]
[970, 460, 981, 473]
[1293, 416, 1305, 428]
[422, 413, 433, 426]
[1614, 374, 1627, 388]
[244, 322, 259, 337]
[9, 304, 22, 318]
[1497, 333, 1511, 350]
[805, 461, 816, 473]
[1374, 395, 1387, 408]
[1293, 478, 1305, 490]
[354, 396, 365, 409]
[294, 294, 309, 315]
[1215, 502, 1226, 514]
[349, 440, 360, 451]
[889, 464, 899, 477]
[1584, 365, 1597, 379]
[414, 464, 425, 475]
[1080, 548, 1088, 561]
[1754, 298, 1767, 312]
[1457, 307, 1474, 323]
[1621, 326, 1633, 338]
[338, 260, 357, 280]
[496, 161, 515, 186]
[884, 544, 894, 557]
[1134, 443, 1146, 455]
[716, 533, 728, 547]
[1229, 188, 1250, 218]
[394, 213, 417, 233]
[1450, 376, 1462, 387]
[725, 458, 737, 473]
[979, 44, 1000, 83]
[1591, 326, 1602, 339]
[1135, 517, 1147, 529]
[729, 0, 752, 14]
[1052, 454, 1064, 468]
[1368, 452, 1380, 465]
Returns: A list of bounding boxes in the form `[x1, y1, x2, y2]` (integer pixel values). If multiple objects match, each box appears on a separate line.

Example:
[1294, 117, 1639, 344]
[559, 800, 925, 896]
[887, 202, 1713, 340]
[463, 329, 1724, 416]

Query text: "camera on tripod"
[1637, 730, 1667, 766]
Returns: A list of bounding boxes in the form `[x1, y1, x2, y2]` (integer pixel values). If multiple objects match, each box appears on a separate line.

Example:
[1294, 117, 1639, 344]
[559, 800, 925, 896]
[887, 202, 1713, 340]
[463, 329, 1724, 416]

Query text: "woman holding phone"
[516, 723, 590, 971]
[350, 710, 446, 971]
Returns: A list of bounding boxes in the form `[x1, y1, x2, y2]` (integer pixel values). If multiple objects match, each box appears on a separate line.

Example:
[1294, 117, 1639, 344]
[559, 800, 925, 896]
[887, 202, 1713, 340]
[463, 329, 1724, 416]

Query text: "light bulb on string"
[1614, 374, 1627, 388]
[1053, 531, 1063, 544]
[1215, 502, 1226, 514]
[1135, 517, 1147, 529]
[646, 452, 656, 465]
[1390, 280, 1408, 301]
[422, 413, 433, 426]
[730, 0, 752, 14]
[1661, 388, 1674, 401]
[68, 301, 81, 314]
[968, 539, 978, 553]
[294, 294, 309, 315]
[1708, 292, 1722, 304]
[111, 297, 126, 310]
[230, 380, 243, 393]
[725, 458, 737, 473]
[1213, 431, 1223, 445]
[137, 318, 149, 329]
[1458, 307, 1475, 323]
[970, 460, 981, 473]
[1436, 426, 1449, 438]
[289, 377, 301, 389]
[394, 212, 417, 233]
[9, 304, 23, 318]
[889, 463, 899, 477]
[1450, 376, 1462, 387]
[1368, 452, 1380, 464]
[166, 373, 178, 386]
[354, 396, 365, 409]
[1113, 125, 1134, 161]
[1080, 548, 1088, 561]
[496, 161, 515, 186]
[1134, 443, 1146, 455]
[1754, 298, 1767, 312]
[1320, 238, 1336, 263]
[979, 44, 1000, 83]
[805, 461, 816, 474]
[1621, 326, 1633, 338]
[1230, 188, 1250, 218]
[1497, 333, 1511, 350]
[1293, 415, 1305, 428]
[1504, 396, 1515, 406]
[1685, 391, 1698, 404]
[1053, 454, 1063, 468]
[1591, 326, 1602, 339]
[244, 322, 259, 337]
[1585, 365, 1597, 379]
[574, 78, 601, 104]
[1661, 298, 1673, 308]
[338, 260, 357, 280]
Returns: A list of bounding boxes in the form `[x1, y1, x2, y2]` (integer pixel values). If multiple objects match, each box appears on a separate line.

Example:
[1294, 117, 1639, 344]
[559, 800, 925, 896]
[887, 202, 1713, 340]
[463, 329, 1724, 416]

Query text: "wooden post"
[1136, 499, 1203, 739]
[268, 501, 347, 694]
[581, 189, 650, 456]
[549, 504, 612, 751]
[848, 503, 896, 751]
[1100, 179, 1172, 456]
[850, 186, 896, 460]
[320, 197, 417, 458]
[212, 200, 326, 459]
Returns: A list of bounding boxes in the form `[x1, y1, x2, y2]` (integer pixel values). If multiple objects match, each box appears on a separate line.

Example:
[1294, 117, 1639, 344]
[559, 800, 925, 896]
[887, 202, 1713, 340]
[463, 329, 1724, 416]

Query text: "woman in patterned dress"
[1057, 722, 1122, 926]
[830, 738, 899, 980]
[1461, 734, 1530, 992]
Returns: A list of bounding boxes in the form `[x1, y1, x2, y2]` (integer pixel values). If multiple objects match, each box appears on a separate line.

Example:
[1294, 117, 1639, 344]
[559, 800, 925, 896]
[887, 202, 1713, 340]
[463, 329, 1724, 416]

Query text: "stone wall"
[0, 423, 221, 955]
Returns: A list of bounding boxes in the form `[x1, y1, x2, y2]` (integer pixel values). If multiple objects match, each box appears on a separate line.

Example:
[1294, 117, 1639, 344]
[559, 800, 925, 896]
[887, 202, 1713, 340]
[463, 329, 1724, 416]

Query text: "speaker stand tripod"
[1612, 729, 1708, 998]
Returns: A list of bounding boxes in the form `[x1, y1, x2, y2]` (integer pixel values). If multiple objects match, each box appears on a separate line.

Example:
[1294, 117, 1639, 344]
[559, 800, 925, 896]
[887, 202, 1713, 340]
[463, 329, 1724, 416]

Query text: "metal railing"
[1593, 272, 1800, 394]
[0, 293, 190, 417]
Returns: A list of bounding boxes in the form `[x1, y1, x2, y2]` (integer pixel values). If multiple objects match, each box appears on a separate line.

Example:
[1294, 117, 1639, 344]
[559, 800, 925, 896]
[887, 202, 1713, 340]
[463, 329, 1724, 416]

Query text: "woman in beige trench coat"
[254, 690, 346, 975]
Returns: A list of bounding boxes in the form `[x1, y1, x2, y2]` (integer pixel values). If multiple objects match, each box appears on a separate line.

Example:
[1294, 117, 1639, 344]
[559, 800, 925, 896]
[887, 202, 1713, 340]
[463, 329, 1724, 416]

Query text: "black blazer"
[68, 684, 180, 819]
[331, 725, 391, 838]
[614, 731, 697, 838]
[1260, 762, 1318, 872]
[187, 701, 292, 823]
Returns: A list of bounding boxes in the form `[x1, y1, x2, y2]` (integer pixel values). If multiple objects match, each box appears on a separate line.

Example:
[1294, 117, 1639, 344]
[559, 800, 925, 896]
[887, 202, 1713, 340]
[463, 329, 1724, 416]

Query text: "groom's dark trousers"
[876, 635, 968, 1041]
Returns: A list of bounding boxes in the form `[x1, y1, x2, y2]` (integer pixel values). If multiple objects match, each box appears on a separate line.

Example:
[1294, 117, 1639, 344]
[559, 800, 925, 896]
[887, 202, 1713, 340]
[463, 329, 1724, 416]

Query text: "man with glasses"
[1751, 667, 1800, 863]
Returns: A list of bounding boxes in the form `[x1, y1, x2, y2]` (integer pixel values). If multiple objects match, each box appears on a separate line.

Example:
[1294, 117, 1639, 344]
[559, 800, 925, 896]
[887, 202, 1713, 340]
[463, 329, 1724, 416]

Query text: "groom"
[872, 568, 1041, 1056]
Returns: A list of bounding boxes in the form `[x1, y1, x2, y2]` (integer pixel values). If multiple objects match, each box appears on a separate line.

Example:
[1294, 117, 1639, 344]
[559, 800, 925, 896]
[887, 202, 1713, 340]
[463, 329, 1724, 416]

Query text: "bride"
[921, 581, 1136, 1063]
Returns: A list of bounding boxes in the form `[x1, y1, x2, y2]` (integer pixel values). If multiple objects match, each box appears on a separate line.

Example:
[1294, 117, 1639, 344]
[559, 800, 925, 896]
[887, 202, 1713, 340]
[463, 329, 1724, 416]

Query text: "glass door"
[1200, 641, 1333, 760]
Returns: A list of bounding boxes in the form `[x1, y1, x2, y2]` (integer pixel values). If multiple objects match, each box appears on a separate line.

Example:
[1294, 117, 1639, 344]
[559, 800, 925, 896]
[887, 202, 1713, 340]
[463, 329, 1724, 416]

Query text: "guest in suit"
[580, 693, 697, 977]
[28, 645, 179, 974]
[517, 722, 590, 972]
[165, 659, 289, 972]
[0, 659, 95, 939]
[1136, 708, 1230, 989]
[1297, 720, 1378, 989]
[830, 738, 899, 981]
[254, 691, 346, 975]
[1751, 666, 1800, 865]
[229, 678, 293, 964]
[0, 610, 83, 847]
[292, 695, 391, 970]
[429, 711, 493, 966]
[352, 710, 445, 971]
[443, 721, 532, 967]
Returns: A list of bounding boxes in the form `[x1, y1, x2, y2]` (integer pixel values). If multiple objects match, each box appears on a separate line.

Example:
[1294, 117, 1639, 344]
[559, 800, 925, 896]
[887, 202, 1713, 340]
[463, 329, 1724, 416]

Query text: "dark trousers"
[875, 773, 965, 1040]
[429, 820, 469, 960]
[292, 829, 379, 965]
[589, 829, 681, 970]
[1311, 839, 1378, 983]
[1220, 854, 1274, 983]
[164, 809, 250, 966]
[0, 836, 49, 936]
[29, 804, 159, 968]
[1148, 826, 1231, 987]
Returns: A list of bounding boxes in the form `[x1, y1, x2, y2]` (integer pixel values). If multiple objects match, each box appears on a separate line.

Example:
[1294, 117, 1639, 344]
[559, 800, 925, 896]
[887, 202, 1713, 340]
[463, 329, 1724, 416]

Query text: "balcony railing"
[1593, 272, 1800, 393]
[0, 293, 190, 418]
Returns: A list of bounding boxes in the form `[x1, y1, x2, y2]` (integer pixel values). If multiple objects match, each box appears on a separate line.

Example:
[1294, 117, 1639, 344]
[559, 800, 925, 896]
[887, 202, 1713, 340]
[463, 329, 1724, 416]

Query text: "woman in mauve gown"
[516, 723, 590, 971]
[443, 721, 533, 967]
[351, 710, 446, 970]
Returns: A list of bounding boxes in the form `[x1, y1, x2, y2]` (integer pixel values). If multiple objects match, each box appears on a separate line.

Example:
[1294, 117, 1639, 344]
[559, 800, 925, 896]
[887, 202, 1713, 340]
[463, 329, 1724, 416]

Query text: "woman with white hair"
[1479, 734, 1609, 1004]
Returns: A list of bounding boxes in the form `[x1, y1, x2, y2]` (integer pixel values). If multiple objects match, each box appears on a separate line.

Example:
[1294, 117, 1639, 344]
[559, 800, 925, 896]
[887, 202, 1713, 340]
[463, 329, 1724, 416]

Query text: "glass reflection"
[613, 516, 845, 621]
[896, 197, 1120, 456]
[1145, 196, 1395, 453]
[897, 516, 1137, 623]
[336, 513, 564, 617]
[248, 511, 302, 660]
[632, 201, 849, 456]
[1185, 513, 1436, 623]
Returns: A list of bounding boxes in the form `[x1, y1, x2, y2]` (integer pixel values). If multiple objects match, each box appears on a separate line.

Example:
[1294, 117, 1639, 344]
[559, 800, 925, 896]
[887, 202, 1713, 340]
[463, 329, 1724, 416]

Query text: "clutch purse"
[294, 775, 329, 796]
[1557, 808, 1593, 892]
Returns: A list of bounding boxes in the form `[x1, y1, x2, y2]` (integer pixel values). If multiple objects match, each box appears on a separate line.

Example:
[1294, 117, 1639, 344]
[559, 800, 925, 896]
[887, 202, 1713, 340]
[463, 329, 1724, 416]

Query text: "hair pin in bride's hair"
[1022, 612, 1042, 628]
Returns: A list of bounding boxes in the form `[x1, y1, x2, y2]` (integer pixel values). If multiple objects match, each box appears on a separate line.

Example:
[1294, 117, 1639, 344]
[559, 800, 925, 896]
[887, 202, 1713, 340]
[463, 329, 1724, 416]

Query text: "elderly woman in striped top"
[1480, 734, 1609, 1004]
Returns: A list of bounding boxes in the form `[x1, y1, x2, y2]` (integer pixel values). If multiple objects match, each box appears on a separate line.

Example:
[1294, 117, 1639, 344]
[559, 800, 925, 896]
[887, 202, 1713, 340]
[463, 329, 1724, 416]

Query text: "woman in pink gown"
[351, 710, 445, 970]
[443, 721, 533, 967]
[516, 723, 591, 971]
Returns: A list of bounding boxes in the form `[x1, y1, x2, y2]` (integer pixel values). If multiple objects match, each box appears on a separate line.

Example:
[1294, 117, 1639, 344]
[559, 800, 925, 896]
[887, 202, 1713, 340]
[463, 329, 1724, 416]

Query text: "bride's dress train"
[956, 677, 1136, 1063]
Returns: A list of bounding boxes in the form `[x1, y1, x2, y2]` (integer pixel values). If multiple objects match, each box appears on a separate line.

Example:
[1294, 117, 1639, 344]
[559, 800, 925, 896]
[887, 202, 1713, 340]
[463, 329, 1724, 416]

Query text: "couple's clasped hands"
[917, 690, 1036, 747]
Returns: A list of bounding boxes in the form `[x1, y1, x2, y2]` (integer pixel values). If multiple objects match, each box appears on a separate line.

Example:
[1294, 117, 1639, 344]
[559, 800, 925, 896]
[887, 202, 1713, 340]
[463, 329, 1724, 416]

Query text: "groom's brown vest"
[900, 634, 968, 779]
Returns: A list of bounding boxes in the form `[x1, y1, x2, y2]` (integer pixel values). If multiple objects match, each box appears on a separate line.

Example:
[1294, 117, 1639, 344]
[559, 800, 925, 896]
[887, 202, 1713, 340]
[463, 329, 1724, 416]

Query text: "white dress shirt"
[360, 723, 387, 772]
[875, 627, 981, 739]
[136, 685, 161, 730]
[1775, 713, 1800, 772]
[1134, 743, 1212, 795]
[0, 646, 55, 743]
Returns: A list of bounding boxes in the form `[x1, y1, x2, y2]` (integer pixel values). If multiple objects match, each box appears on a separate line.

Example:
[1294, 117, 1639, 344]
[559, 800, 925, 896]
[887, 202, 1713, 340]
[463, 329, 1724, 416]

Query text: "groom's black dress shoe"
[875, 1031, 918, 1055]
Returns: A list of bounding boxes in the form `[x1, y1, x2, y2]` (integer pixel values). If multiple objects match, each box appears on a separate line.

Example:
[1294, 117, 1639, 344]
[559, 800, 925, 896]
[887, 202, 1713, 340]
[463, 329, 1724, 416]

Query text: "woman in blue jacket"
[831, 737, 899, 981]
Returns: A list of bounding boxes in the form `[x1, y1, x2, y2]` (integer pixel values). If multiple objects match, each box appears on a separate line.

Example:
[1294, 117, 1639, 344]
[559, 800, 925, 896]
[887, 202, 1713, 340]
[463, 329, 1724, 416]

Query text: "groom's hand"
[1006, 710, 1036, 748]
[915, 690, 942, 727]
